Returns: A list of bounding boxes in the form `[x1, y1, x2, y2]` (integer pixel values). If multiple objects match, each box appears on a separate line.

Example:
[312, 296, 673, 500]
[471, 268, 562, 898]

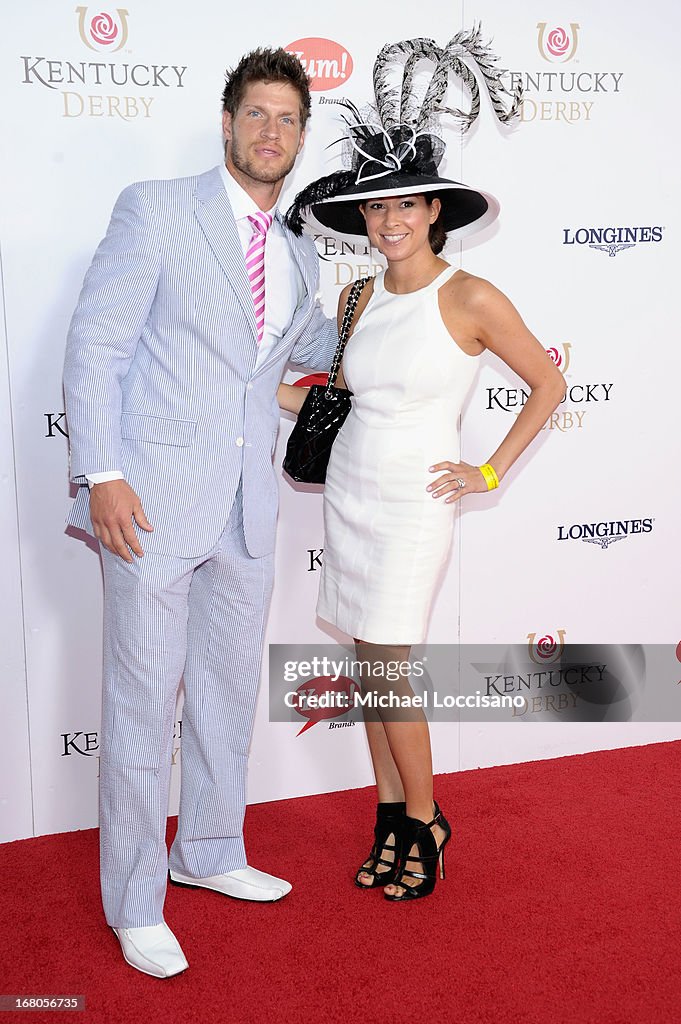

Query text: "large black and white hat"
[285, 28, 521, 240]
[306, 125, 500, 239]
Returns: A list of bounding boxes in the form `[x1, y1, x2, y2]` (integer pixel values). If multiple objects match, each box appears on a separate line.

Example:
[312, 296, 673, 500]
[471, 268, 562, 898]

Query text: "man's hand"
[89, 479, 153, 562]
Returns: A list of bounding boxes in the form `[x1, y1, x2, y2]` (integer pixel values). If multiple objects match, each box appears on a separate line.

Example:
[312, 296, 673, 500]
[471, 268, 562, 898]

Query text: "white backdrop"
[2, 0, 680, 843]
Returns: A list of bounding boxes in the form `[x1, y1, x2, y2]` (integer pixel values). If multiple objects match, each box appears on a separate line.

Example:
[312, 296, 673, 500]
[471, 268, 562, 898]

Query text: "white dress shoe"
[169, 865, 292, 902]
[112, 922, 189, 978]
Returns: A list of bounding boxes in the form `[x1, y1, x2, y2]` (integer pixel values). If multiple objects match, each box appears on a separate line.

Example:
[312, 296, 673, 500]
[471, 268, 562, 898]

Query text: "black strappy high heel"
[354, 801, 406, 889]
[384, 802, 451, 901]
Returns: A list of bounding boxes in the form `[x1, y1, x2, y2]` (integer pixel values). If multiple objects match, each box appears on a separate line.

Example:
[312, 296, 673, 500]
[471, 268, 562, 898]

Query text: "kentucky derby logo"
[485, 339, 614, 436]
[527, 631, 566, 665]
[537, 23, 579, 63]
[545, 343, 571, 374]
[76, 7, 129, 52]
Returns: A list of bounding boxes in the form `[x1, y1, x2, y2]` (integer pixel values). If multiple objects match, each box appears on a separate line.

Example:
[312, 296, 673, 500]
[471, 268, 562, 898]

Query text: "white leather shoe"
[169, 865, 292, 902]
[112, 922, 189, 978]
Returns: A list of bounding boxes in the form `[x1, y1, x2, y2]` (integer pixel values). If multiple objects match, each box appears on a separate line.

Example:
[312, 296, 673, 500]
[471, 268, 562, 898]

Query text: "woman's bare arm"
[430, 276, 566, 501]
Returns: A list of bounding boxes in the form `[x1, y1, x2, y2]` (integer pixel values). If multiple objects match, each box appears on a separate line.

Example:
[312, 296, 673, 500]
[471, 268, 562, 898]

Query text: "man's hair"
[221, 47, 311, 128]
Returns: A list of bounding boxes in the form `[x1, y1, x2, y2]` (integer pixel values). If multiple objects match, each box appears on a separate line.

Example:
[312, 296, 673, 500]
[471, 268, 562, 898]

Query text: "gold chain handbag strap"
[326, 277, 370, 392]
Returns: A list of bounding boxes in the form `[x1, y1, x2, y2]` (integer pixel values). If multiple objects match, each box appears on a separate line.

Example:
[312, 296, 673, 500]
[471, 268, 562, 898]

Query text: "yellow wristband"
[479, 463, 499, 490]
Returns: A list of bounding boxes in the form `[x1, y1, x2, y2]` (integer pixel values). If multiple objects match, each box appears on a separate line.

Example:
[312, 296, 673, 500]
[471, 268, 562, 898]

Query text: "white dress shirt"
[87, 164, 303, 486]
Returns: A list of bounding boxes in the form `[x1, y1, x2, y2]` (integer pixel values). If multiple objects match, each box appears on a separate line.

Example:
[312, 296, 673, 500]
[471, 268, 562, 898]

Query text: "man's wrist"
[86, 471, 124, 489]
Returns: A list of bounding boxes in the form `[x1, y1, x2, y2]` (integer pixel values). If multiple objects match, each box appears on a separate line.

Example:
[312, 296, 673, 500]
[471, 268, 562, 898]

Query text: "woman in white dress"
[279, 34, 566, 901]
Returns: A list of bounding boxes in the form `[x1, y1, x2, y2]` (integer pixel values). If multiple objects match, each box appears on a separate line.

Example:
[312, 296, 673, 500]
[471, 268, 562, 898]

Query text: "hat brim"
[310, 175, 499, 240]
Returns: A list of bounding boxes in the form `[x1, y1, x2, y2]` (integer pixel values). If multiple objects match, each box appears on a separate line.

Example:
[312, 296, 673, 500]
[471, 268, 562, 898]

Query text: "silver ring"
[455, 477, 466, 489]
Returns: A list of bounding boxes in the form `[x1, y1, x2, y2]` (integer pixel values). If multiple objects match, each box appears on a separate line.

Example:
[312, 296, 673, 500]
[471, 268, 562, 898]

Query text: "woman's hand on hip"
[426, 461, 489, 503]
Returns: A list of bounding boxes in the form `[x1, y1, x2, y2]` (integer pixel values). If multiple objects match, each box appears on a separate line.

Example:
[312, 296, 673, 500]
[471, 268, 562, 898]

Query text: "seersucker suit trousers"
[99, 483, 274, 927]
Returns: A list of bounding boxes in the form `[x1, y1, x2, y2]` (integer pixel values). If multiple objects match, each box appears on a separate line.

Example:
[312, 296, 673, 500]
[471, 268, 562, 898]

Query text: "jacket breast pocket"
[120, 414, 197, 446]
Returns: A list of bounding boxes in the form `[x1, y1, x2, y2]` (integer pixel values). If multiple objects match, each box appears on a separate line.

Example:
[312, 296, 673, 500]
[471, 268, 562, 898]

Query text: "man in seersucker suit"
[63, 48, 337, 978]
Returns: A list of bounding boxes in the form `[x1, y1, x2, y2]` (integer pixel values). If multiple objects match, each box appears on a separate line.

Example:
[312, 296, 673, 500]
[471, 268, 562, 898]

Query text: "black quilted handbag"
[283, 276, 369, 484]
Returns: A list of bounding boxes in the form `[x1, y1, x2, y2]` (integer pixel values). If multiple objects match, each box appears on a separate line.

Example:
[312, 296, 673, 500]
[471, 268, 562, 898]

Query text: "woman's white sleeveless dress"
[317, 264, 480, 644]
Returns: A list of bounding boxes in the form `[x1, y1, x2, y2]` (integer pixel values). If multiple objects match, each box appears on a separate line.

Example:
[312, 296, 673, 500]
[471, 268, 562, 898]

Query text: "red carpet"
[2, 741, 680, 1024]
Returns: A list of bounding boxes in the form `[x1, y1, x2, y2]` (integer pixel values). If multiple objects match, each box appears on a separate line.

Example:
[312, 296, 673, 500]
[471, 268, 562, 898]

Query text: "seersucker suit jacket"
[64, 165, 338, 559]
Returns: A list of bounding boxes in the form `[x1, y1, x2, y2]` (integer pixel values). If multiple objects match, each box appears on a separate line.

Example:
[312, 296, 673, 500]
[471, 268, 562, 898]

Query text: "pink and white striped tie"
[245, 211, 273, 343]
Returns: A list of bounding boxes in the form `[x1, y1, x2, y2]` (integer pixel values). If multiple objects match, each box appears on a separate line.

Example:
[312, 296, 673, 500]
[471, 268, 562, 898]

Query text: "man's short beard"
[229, 138, 297, 185]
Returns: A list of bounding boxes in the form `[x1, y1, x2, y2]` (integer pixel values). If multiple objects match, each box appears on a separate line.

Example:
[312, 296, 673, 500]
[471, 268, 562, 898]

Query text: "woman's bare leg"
[354, 641, 446, 889]
[364, 720, 404, 802]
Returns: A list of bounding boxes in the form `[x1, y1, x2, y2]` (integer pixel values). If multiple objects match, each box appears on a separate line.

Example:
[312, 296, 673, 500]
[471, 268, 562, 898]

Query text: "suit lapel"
[194, 167, 258, 342]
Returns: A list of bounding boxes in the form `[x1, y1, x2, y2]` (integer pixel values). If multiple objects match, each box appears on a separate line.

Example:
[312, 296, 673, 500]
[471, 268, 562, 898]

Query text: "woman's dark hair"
[221, 48, 311, 128]
[424, 193, 447, 255]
